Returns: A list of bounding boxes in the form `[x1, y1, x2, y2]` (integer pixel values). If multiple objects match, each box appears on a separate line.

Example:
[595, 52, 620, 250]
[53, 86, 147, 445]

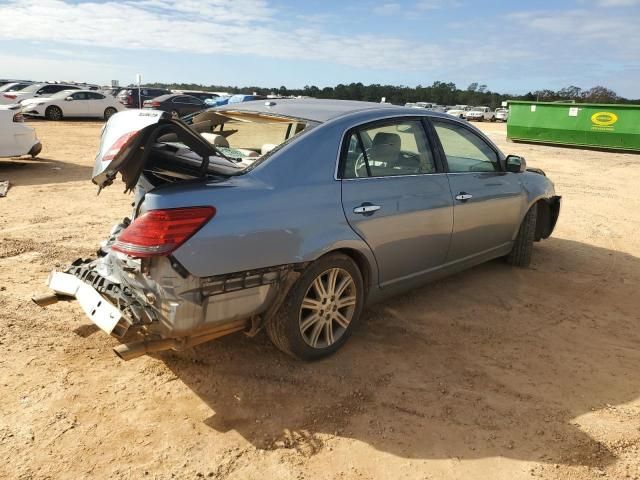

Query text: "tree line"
[144, 81, 637, 107]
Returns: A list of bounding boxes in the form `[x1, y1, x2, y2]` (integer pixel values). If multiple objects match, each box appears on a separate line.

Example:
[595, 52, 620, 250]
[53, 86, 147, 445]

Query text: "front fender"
[519, 171, 561, 240]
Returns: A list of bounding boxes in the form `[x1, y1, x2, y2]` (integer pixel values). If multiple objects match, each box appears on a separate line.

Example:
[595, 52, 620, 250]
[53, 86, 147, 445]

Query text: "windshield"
[20, 84, 44, 93]
[0, 83, 25, 93]
[471, 107, 485, 112]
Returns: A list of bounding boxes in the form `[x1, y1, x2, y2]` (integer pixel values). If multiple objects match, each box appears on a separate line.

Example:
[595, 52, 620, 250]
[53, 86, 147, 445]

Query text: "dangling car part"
[35, 100, 560, 361]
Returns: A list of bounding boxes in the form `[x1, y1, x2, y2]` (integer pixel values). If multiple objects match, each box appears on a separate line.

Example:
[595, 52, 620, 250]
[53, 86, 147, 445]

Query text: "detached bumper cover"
[46, 259, 155, 338]
[47, 271, 124, 335]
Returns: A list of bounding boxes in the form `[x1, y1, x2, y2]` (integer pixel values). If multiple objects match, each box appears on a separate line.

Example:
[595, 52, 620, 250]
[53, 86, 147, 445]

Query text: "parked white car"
[495, 108, 509, 122]
[0, 105, 42, 157]
[0, 81, 33, 94]
[464, 106, 496, 122]
[446, 105, 471, 119]
[21, 90, 124, 120]
[0, 82, 85, 106]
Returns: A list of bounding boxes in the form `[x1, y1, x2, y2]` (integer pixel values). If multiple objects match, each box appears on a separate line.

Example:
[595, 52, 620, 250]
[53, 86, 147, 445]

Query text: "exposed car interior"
[343, 120, 436, 178]
[188, 110, 310, 168]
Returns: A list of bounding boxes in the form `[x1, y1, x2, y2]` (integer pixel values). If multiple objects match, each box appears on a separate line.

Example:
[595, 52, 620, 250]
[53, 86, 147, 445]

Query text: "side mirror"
[65, 96, 74, 101]
[505, 154, 526, 173]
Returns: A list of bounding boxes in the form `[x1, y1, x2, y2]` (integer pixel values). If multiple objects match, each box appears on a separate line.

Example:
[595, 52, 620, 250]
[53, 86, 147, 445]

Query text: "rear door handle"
[353, 204, 381, 215]
[455, 192, 473, 201]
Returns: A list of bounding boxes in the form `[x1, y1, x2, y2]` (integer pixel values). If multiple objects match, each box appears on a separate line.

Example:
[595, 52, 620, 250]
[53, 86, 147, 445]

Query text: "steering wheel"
[354, 148, 381, 178]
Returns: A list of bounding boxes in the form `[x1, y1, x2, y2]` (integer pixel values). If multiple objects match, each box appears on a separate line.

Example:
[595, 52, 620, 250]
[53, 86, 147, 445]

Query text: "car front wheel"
[266, 253, 364, 360]
[506, 205, 537, 267]
[45, 106, 63, 121]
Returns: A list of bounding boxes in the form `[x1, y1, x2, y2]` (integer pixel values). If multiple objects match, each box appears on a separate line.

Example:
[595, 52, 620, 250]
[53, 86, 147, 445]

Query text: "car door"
[64, 91, 89, 116]
[181, 96, 205, 114]
[340, 118, 454, 287]
[86, 92, 107, 117]
[429, 118, 524, 262]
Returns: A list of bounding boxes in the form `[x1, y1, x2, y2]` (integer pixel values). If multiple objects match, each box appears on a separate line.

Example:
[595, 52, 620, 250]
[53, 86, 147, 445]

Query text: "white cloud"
[0, 0, 498, 72]
[595, 0, 640, 6]
[416, 0, 460, 10]
[373, 3, 402, 15]
[0, 1, 638, 96]
[507, 9, 640, 58]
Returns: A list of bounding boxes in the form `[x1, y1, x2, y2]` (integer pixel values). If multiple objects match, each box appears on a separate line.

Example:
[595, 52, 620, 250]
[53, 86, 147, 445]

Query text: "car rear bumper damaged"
[36, 252, 301, 359]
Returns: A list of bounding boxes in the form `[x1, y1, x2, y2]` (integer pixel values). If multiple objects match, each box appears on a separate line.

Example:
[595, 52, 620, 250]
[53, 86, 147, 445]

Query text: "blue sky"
[0, 0, 639, 97]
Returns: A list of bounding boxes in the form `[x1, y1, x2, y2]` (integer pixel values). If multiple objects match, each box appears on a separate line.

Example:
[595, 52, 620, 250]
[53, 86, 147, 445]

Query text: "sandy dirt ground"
[1, 118, 639, 480]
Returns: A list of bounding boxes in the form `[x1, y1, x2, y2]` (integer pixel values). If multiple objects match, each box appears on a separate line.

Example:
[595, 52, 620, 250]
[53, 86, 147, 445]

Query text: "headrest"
[200, 133, 229, 148]
[372, 132, 400, 149]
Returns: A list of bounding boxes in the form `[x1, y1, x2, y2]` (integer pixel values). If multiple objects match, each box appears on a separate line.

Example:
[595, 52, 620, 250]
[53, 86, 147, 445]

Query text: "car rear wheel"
[45, 106, 63, 121]
[266, 253, 364, 360]
[506, 205, 537, 267]
[170, 110, 179, 118]
[104, 107, 117, 120]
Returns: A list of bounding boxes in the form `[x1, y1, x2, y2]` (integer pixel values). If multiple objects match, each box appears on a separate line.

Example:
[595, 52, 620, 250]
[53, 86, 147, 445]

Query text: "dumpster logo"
[591, 112, 618, 128]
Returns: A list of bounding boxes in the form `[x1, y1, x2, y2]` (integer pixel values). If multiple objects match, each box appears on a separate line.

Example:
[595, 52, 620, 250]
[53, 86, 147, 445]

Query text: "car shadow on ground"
[160, 237, 639, 466]
[0, 156, 93, 187]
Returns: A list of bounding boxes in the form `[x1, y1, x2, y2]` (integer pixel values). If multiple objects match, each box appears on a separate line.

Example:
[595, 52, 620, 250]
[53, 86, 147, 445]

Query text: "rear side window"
[432, 121, 498, 173]
[341, 120, 436, 179]
[88, 92, 105, 99]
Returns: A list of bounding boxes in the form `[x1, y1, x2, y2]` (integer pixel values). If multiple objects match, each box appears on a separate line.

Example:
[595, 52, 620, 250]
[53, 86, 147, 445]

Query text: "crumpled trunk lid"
[92, 109, 166, 190]
[92, 109, 243, 193]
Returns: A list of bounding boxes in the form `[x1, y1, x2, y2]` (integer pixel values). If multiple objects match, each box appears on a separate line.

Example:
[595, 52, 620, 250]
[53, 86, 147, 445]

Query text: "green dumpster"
[506, 101, 640, 151]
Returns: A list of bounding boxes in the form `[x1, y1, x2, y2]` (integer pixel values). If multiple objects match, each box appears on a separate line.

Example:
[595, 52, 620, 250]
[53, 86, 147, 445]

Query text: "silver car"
[37, 100, 560, 361]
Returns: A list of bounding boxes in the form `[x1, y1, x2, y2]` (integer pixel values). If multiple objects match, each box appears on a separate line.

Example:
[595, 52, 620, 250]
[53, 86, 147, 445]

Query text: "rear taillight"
[112, 207, 216, 258]
[3, 94, 16, 99]
[127, 94, 133, 105]
[102, 131, 138, 162]
[150, 101, 161, 107]
[13, 112, 24, 123]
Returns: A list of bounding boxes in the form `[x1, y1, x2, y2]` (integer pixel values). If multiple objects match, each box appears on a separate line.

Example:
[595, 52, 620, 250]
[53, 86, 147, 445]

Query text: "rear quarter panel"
[145, 118, 379, 281]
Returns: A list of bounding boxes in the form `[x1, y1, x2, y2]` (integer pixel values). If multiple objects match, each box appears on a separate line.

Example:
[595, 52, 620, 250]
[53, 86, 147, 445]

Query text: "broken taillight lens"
[102, 131, 138, 162]
[112, 207, 216, 258]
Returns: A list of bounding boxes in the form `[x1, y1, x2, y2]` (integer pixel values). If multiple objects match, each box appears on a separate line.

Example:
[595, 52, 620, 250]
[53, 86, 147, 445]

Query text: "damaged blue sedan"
[36, 99, 560, 361]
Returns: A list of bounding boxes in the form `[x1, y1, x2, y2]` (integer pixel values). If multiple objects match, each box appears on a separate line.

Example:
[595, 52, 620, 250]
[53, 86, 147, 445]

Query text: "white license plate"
[47, 271, 122, 334]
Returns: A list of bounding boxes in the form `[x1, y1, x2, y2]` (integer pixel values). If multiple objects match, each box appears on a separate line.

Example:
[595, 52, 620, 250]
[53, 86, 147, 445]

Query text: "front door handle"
[455, 192, 473, 202]
[353, 204, 381, 215]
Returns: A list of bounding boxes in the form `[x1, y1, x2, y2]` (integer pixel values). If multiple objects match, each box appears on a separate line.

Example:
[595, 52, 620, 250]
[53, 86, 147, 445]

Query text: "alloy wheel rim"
[299, 267, 357, 349]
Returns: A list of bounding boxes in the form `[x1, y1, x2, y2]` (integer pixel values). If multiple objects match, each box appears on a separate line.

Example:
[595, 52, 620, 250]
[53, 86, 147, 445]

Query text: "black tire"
[266, 253, 365, 360]
[104, 107, 117, 120]
[45, 106, 63, 121]
[506, 205, 537, 267]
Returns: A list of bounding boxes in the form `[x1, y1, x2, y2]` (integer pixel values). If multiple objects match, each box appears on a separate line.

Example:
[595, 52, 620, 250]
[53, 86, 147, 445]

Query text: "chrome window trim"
[341, 172, 447, 182]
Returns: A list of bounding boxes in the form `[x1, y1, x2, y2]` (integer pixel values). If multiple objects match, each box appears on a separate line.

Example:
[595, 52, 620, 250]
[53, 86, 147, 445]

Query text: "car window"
[38, 85, 57, 94]
[88, 92, 105, 100]
[72, 92, 90, 100]
[172, 96, 187, 103]
[432, 121, 499, 173]
[183, 96, 202, 104]
[342, 120, 436, 179]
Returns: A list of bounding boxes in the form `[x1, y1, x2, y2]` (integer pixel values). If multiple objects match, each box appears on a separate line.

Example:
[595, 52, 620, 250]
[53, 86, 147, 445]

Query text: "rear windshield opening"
[188, 110, 312, 169]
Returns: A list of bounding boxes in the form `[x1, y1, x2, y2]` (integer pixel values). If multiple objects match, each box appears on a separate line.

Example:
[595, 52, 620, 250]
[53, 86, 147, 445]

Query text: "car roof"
[216, 98, 407, 123]
[153, 93, 200, 101]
